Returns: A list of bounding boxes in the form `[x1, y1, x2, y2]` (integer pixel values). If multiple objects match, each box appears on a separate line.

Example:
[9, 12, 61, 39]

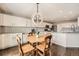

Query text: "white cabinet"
[0, 13, 52, 49]
[0, 34, 17, 49]
[52, 32, 79, 47]
[0, 33, 27, 49]
[52, 33, 66, 47]
[0, 13, 28, 26]
[0, 13, 52, 27]
[66, 33, 79, 47]
[0, 13, 29, 49]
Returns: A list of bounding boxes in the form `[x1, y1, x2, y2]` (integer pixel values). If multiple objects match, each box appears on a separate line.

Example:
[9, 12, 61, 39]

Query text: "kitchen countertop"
[53, 32, 79, 33]
[0, 26, 44, 34]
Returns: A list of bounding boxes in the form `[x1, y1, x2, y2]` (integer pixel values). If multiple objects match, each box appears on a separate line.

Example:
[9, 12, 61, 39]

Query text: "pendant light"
[32, 3, 43, 26]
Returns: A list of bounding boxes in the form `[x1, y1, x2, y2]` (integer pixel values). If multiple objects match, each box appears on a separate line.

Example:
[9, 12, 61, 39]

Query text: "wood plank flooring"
[0, 43, 79, 56]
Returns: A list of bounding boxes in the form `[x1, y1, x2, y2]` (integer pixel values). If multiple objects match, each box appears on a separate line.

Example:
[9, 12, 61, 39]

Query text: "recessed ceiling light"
[63, 16, 67, 18]
[69, 11, 73, 14]
[59, 10, 63, 13]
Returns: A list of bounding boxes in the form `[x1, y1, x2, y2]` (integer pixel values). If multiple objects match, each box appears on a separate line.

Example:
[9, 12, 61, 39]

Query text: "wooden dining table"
[27, 33, 51, 44]
[26, 32, 52, 55]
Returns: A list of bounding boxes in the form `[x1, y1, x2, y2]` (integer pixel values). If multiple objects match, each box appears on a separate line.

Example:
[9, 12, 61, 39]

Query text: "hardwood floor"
[0, 46, 19, 56]
[51, 44, 66, 56]
[51, 44, 79, 56]
[0, 43, 79, 56]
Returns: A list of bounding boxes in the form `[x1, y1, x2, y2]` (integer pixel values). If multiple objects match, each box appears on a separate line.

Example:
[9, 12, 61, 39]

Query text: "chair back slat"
[16, 35, 23, 55]
[16, 35, 21, 45]
[45, 35, 52, 48]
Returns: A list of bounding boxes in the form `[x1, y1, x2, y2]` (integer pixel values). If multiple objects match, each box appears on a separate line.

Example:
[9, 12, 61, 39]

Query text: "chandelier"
[32, 3, 43, 26]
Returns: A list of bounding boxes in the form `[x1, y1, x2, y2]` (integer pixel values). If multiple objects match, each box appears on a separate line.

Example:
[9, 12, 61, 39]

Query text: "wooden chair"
[27, 34, 36, 44]
[36, 35, 52, 56]
[16, 35, 34, 56]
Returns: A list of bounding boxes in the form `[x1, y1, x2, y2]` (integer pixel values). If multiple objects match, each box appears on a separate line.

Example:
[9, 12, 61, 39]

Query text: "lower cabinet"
[0, 33, 27, 49]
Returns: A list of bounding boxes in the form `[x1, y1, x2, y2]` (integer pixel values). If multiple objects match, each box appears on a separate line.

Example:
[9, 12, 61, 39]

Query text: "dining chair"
[36, 35, 52, 56]
[27, 34, 36, 44]
[16, 35, 34, 56]
[27, 34, 38, 55]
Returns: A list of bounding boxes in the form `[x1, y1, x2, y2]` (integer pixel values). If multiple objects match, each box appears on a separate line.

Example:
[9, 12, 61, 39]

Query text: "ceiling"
[0, 3, 79, 23]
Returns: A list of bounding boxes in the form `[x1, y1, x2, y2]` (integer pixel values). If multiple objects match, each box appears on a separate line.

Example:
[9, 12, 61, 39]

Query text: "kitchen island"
[52, 32, 79, 48]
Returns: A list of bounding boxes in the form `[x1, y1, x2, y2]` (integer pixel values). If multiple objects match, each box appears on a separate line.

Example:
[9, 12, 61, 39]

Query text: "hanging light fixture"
[32, 3, 43, 26]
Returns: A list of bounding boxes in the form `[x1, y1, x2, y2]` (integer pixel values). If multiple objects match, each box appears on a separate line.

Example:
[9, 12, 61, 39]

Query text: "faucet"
[71, 24, 75, 32]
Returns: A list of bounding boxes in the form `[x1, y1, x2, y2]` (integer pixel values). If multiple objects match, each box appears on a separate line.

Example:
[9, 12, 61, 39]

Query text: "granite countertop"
[0, 26, 45, 34]
[53, 32, 79, 33]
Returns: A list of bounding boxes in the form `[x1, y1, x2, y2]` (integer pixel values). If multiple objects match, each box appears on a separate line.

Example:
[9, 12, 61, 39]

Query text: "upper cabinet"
[0, 13, 52, 27]
[0, 13, 27, 26]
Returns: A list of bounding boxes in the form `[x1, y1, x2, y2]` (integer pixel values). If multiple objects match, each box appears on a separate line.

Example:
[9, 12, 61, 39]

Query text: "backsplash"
[57, 22, 77, 32]
[60, 26, 79, 32]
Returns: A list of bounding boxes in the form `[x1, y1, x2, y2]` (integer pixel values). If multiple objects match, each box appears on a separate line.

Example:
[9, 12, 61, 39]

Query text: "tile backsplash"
[60, 26, 79, 32]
